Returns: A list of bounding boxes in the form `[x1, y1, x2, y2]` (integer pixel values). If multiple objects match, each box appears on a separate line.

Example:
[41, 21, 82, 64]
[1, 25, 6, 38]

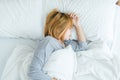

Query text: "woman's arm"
[28, 39, 58, 80]
[64, 13, 87, 52]
[74, 25, 86, 42]
[28, 50, 51, 80]
[70, 13, 86, 42]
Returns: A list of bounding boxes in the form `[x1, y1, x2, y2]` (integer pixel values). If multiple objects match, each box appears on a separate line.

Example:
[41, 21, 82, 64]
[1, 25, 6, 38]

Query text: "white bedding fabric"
[0, 0, 43, 39]
[1, 40, 119, 80]
[74, 41, 118, 80]
[0, 0, 116, 42]
[111, 5, 120, 79]
[43, 45, 77, 80]
[0, 38, 38, 79]
[43, 0, 116, 42]
[1, 45, 34, 80]
[0, 0, 119, 80]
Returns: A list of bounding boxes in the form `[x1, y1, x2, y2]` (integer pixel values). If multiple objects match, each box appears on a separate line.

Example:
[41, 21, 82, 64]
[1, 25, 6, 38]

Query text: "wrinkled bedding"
[1, 40, 119, 80]
[74, 40, 118, 80]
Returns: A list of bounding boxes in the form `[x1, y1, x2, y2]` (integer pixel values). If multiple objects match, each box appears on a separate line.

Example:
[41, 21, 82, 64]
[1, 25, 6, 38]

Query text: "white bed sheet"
[111, 5, 120, 79]
[0, 38, 38, 79]
[1, 39, 119, 80]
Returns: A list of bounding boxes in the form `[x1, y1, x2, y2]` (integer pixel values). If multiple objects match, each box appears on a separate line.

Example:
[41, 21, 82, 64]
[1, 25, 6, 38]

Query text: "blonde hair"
[44, 9, 73, 41]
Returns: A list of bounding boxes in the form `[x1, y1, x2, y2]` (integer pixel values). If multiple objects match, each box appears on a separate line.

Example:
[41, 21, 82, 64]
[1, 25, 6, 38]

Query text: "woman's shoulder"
[44, 36, 64, 48]
[45, 36, 55, 40]
[38, 36, 58, 46]
[43, 36, 57, 42]
[34, 36, 55, 51]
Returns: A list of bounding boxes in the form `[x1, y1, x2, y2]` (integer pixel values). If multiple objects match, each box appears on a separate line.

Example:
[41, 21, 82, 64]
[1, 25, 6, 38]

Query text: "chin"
[64, 37, 70, 41]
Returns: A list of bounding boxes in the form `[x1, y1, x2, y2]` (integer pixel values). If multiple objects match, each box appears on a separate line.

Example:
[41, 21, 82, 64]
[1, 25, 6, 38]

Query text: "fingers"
[69, 13, 79, 27]
[69, 13, 78, 19]
[51, 77, 57, 80]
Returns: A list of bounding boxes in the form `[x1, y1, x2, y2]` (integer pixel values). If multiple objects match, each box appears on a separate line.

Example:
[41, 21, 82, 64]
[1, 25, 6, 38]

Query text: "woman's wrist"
[74, 24, 79, 28]
[74, 25, 82, 30]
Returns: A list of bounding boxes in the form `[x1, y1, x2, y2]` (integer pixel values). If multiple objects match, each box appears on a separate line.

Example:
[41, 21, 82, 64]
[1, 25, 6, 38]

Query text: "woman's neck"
[58, 40, 65, 47]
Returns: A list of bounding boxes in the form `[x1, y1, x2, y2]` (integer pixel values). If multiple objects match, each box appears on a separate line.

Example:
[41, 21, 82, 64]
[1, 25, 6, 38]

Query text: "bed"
[0, 0, 120, 80]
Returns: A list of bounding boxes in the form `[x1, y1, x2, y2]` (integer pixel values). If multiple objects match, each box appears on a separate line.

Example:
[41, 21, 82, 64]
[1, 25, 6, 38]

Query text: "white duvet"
[74, 40, 118, 80]
[1, 40, 119, 80]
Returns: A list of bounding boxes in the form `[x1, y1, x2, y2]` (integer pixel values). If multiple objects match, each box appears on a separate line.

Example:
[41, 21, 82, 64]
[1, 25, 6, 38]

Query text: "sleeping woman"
[28, 9, 88, 80]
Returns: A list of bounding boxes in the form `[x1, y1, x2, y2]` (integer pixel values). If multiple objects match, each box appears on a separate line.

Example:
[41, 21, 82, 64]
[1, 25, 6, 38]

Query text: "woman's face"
[63, 28, 72, 40]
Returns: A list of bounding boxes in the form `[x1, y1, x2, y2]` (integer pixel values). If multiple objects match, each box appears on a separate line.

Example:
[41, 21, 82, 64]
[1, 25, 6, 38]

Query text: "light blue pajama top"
[28, 36, 87, 80]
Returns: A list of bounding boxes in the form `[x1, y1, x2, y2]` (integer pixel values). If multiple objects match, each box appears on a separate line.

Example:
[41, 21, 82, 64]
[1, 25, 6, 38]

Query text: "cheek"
[69, 31, 72, 36]
[68, 30, 71, 36]
[63, 29, 71, 40]
[66, 31, 71, 38]
[66, 31, 70, 36]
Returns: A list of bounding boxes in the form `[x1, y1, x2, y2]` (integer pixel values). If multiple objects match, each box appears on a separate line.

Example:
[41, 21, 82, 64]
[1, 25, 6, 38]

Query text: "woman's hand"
[70, 13, 79, 27]
[69, 13, 86, 42]
[51, 77, 57, 80]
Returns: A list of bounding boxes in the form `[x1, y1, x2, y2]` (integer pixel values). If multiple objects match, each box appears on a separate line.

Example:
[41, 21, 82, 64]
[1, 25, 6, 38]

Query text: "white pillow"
[43, 45, 77, 80]
[42, 0, 116, 42]
[0, 0, 43, 40]
[0, 0, 116, 42]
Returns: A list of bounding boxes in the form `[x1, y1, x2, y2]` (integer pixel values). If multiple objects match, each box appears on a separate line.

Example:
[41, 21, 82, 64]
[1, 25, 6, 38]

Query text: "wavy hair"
[44, 9, 73, 41]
